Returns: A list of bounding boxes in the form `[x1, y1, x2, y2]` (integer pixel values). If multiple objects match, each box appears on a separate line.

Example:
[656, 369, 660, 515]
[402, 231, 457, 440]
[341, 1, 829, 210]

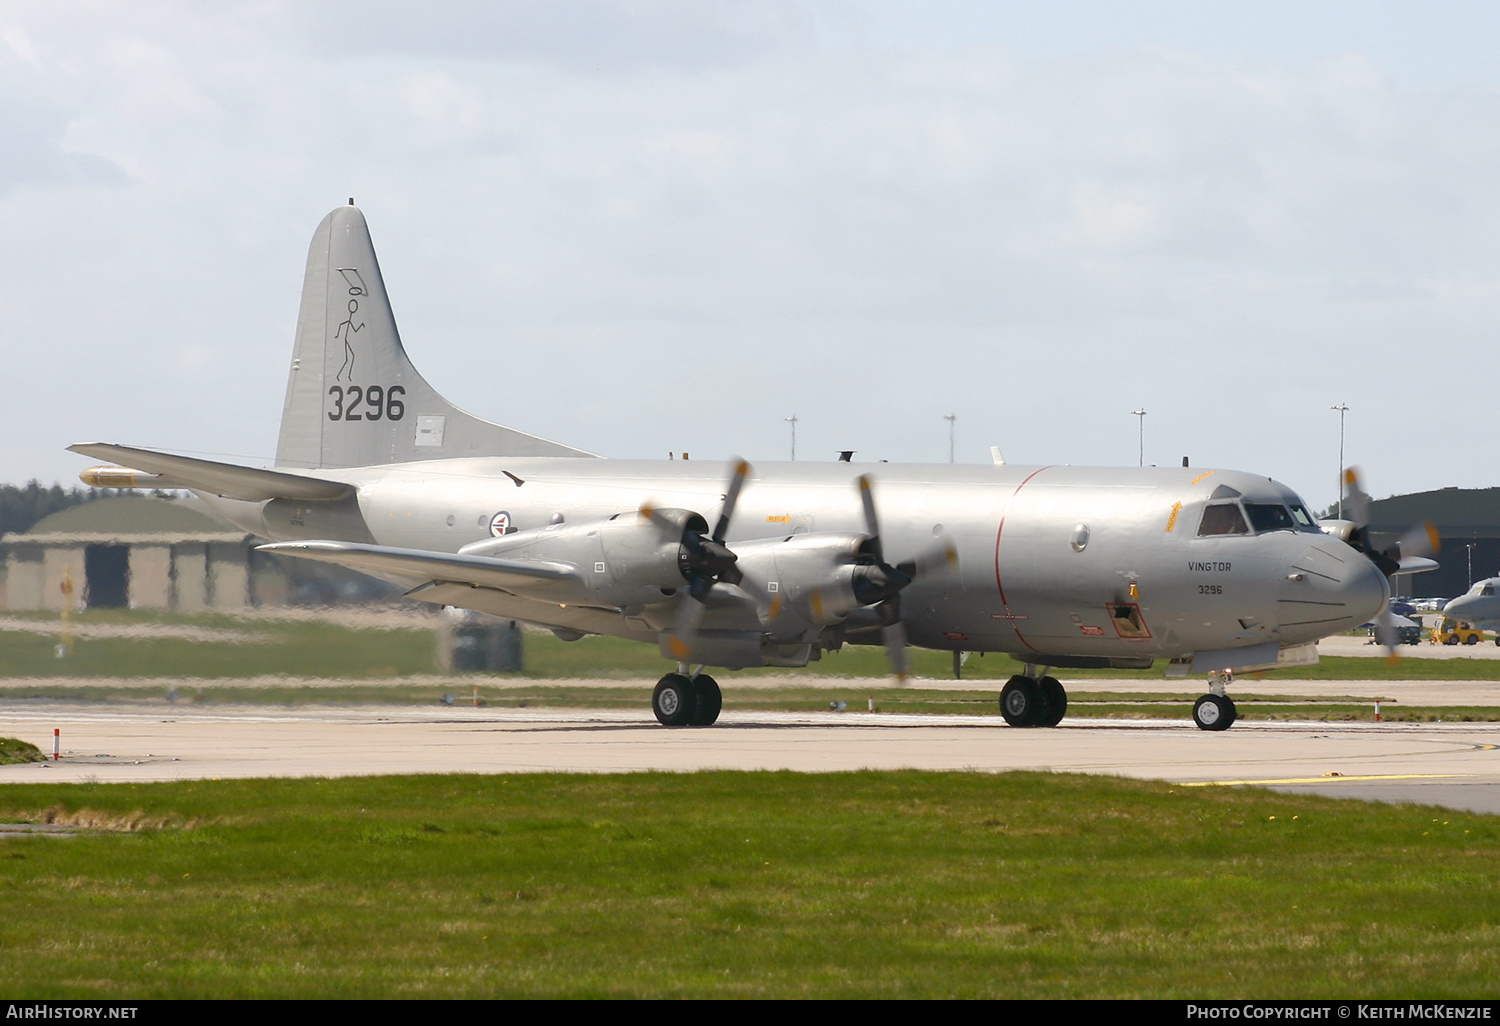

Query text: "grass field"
[6, 608, 1500, 684]
[0, 771, 1495, 998]
[3, 609, 1498, 722]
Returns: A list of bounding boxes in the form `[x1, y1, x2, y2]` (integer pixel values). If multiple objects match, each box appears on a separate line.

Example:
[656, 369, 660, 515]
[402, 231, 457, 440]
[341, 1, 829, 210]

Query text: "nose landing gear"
[1192, 669, 1238, 731]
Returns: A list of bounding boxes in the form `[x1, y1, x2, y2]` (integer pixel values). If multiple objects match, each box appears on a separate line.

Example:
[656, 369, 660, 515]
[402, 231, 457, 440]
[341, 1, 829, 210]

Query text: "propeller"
[1340, 467, 1440, 664]
[652, 459, 752, 663]
[854, 474, 959, 683]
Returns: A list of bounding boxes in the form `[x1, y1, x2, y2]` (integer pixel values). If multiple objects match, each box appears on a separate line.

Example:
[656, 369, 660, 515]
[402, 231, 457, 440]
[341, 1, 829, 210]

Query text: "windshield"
[1197, 498, 1320, 538]
[1244, 503, 1295, 533]
[1197, 503, 1250, 536]
[1287, 503, 1319, 530]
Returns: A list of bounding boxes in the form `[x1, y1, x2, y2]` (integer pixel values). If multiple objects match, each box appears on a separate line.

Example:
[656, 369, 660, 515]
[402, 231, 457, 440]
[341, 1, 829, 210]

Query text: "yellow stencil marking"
[1190, 470, 1216, 485]
[765, 514, 791, 524]
[1166, 500, 1183, 532]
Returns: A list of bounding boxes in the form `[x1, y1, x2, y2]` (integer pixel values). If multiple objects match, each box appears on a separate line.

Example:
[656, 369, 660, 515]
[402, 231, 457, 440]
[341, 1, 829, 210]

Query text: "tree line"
[0, 482, 102, 537]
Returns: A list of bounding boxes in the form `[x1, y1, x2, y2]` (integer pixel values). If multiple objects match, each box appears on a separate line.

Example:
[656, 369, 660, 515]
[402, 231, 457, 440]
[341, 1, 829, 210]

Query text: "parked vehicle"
[1431, 618, 1487, 646]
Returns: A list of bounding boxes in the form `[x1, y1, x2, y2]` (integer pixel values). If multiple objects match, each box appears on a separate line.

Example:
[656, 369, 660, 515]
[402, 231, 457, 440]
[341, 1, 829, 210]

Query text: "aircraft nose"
[1279, 538, 1389, 638]
[1339, 555, 1390, 626]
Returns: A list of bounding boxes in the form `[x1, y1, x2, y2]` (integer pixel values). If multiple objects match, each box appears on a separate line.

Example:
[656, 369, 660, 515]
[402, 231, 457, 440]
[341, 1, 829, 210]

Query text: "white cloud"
[0, 1, 1497, 510]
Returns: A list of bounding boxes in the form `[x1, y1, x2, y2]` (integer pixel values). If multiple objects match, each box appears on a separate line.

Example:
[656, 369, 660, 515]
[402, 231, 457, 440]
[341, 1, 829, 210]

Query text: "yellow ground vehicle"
[1431, 618, 1488, 645]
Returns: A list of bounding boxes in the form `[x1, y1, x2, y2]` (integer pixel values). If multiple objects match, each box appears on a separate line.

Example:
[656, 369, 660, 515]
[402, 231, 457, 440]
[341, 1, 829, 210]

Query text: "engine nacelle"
[1317, 519, 1358, 544]
[458, 509, 701, 607]
[731, 532, 869, 635]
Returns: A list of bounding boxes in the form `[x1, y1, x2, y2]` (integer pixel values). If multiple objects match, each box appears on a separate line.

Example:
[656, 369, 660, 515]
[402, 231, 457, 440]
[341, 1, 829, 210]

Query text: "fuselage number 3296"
[328, 385, 406, 422]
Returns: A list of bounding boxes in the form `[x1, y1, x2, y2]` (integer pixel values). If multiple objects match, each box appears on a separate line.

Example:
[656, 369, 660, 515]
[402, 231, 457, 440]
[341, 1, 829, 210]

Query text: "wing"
[256, 539, 580, 593]
[69, 443, 352, 503]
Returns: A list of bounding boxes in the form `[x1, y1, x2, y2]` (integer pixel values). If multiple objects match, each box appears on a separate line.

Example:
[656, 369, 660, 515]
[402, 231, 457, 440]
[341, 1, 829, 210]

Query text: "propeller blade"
[1342, 467, 1371, 528]
[857, 474, 882, 563]
[1395, 520, 1441, 561]
[664, 592, 708, 664]
[711, 459, 751, 543]
[882, 621, 909, 685]
[906, 538, 959, 578]
[731, 571, 782, 627]
[637, 502, 675, 532]
[1375, 603, 1401, 667]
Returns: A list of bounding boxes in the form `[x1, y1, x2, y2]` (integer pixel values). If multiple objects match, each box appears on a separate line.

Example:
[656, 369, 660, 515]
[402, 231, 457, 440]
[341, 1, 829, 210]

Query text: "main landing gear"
[651, 668, 723, 727]
[1192, 669, 1238, 731]
[999, 672, 1067, 727]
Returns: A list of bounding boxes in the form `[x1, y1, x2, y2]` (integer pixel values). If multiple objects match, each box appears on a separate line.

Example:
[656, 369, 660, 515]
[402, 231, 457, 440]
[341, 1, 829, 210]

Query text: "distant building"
[0, 495, 403, 612]
[1367, 486, 1500, 599]
[2, 496, 253, 612]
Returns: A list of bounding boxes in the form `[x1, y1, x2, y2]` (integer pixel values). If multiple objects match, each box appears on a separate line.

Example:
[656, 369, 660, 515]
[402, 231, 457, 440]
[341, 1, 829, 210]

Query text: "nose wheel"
[652, 671, 722, 727]
[1193, 670, 1238, 731]
[1192, 693, 1237, 730]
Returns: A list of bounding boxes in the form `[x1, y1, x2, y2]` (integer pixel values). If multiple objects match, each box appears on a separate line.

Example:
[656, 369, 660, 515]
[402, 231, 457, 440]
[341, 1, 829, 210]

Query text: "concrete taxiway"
[2, 699, 1499, 816]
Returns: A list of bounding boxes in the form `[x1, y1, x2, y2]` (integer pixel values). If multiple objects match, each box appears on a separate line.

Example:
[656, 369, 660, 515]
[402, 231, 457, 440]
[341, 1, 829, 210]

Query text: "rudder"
[275, 203, 595, 469]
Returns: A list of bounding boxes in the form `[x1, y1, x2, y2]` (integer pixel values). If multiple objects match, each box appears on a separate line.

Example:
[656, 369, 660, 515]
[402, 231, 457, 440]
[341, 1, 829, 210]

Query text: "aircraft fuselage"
[205, 456, 1387, 667]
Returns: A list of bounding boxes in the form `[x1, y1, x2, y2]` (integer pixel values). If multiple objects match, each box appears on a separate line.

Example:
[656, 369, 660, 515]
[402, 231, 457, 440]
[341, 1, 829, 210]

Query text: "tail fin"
[275, 203, 596, 469]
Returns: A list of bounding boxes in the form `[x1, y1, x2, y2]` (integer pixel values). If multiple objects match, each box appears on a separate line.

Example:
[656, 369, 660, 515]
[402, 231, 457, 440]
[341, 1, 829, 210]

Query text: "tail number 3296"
[327, 385, 405, 422]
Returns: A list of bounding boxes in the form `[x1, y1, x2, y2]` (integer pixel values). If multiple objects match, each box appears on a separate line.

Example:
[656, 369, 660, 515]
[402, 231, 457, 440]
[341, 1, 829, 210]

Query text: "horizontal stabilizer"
[68, 443, 353, 503]
[257, 539, 580, 592]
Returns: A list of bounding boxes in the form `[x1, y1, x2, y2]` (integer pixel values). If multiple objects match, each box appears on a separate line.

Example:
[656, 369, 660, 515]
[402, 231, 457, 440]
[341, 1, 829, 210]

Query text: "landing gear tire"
[1193, 693, 1237, 731]
[1037, 677, 1067, 727]
[653, 673, 698, 727]
[689, 674, 722, 726]
[1000, 676, 1044, 727]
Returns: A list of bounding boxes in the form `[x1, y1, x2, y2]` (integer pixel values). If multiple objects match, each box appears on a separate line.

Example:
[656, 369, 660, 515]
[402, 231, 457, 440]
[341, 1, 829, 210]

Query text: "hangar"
[1, 495, 255, 612]
[1367, 486, 1500, 599]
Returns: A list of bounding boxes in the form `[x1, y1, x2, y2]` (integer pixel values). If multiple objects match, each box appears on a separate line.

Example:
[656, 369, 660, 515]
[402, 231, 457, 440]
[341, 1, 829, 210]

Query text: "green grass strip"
[0, 737, 44, 764]
[0, 772, 1496, 998]
[8, 609, 1500, 681]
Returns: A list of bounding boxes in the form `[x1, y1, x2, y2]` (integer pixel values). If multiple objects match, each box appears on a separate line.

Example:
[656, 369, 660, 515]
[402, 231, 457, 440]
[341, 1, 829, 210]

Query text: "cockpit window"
[1484, 584, 1495, 597]
[1244, 503, 1295, 533]
[1288, 504, 1317, 529]
[1198, 503, 1250, 536]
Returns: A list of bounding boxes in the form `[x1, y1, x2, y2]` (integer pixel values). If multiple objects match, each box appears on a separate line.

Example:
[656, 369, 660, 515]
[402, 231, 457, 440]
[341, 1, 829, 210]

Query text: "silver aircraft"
[73, 203, 1404, 731]
[1441, 580, 1500, 639]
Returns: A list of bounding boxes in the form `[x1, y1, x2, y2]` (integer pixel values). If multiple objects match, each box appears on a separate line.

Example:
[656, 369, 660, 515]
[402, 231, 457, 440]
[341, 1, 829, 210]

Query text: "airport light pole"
[944, 414, 956, 463]
[1332, 403, 1349, 519]
[1131, 409, 1146, 468]
[785, 415, 797, 462]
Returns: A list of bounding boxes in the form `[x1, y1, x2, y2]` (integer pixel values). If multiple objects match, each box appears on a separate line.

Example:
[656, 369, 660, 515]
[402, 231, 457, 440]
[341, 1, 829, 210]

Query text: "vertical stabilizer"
[275, 203, 595, 469]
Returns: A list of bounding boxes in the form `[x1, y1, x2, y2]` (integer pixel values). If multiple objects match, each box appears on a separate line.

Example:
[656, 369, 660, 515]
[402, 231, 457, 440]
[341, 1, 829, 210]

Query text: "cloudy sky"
[3, 1, 1499, 510]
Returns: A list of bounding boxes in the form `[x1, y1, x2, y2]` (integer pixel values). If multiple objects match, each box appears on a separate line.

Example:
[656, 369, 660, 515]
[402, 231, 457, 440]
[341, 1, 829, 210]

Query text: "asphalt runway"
[3, 699, 1499, 816]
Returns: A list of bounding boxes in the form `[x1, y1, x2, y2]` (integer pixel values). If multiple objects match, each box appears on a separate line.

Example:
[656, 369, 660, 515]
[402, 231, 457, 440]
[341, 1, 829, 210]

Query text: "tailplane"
[275, 203, 595, 469]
